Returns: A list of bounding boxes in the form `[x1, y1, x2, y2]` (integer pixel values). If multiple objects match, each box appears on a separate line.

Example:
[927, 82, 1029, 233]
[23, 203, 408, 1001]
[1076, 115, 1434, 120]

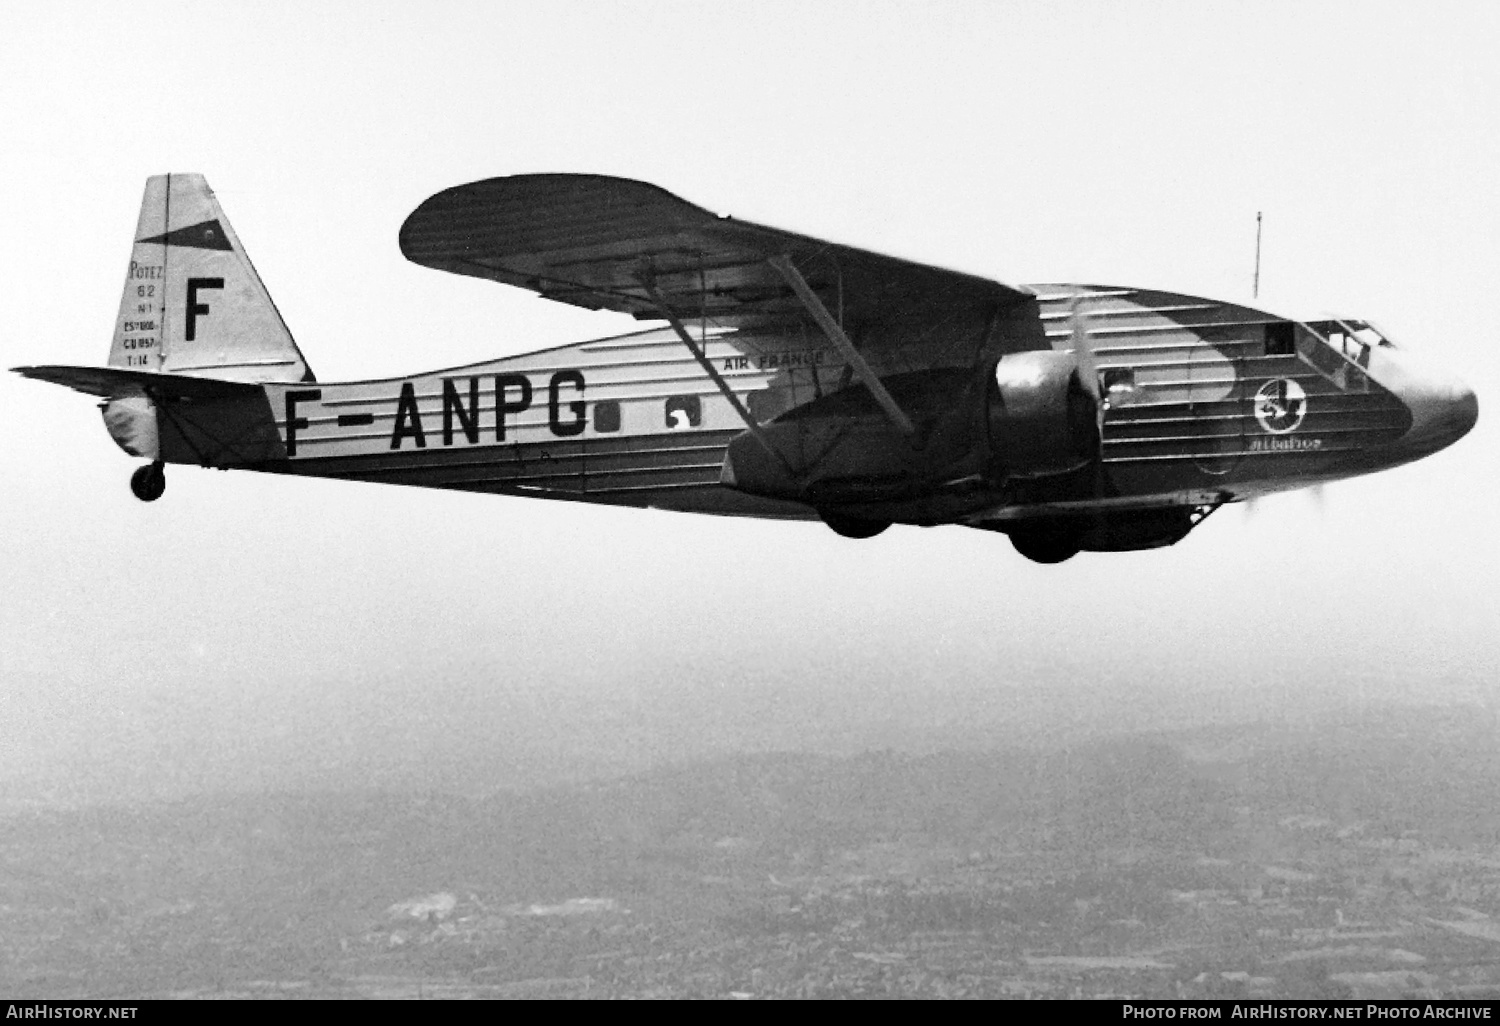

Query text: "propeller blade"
[1069, 293, 1102, 403]
[1070, 293, 1110, 499]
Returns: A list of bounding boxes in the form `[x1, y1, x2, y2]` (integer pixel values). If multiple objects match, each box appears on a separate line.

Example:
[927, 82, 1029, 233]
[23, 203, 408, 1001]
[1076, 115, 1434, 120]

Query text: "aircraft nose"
[1393, 357, 1478, 456]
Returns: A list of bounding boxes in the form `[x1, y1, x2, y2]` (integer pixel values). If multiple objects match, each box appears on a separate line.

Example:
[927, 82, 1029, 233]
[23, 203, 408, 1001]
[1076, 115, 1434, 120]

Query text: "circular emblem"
[1254, 378, 1307, 434]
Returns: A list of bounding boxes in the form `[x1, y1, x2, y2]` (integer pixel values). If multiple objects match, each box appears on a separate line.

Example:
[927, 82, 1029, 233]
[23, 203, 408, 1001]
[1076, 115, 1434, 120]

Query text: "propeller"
[1308, 481, 1327, 518]
[1069, 293, 1110, 500]
[1069, 293, 1103, 405]
[1070, 291, 1141, 413]
[1239, 482, 1327, 525]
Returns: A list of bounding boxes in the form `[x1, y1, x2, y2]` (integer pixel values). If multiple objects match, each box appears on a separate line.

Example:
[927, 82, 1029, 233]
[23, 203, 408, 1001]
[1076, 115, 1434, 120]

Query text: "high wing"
[398, 174, 1033, 340]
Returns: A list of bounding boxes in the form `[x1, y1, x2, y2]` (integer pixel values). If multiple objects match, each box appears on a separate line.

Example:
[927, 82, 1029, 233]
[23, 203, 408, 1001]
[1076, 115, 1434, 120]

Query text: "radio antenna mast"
[1253, 211, 1263, 299]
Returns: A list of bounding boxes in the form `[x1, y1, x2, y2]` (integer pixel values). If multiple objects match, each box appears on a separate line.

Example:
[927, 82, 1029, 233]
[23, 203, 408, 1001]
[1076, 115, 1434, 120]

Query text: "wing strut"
[767, 254, 916, 439]
[642, 283, 797, 477]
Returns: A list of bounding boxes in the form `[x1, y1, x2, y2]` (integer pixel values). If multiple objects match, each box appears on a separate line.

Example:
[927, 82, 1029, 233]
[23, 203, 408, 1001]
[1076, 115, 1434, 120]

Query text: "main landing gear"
[1008, 523, 1081, 564]
[819, 513, 890, 539]
[129, 461, 165, 502]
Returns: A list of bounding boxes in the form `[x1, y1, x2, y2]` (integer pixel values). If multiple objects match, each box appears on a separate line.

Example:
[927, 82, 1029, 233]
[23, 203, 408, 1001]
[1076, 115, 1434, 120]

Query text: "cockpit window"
[1307, 318, 1396, 354]
[1300, 318, 1389, 392]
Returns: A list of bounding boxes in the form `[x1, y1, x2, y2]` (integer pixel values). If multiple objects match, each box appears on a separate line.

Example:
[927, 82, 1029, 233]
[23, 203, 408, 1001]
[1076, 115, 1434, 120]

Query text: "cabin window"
[665, 395, 702, 429]
[1102, 367, 1135, 395]
[1264, 322, 1296, 356]
[593, 400, 621, 433]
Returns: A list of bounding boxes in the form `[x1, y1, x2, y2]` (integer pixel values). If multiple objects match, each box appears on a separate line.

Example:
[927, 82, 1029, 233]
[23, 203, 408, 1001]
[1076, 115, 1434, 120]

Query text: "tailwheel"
[129, 461, 165, 503]
[1009, 523, 1080, 564]
[819, 513, 890, 539]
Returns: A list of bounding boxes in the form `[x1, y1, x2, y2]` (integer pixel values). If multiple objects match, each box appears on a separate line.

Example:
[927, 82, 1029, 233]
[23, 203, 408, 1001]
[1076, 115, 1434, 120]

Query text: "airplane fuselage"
[144, 285, 1475, 543]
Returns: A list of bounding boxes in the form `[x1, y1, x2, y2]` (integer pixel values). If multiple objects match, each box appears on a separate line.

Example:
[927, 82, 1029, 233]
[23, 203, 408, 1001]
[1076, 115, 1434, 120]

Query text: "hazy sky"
[3, 2, 1497, 804]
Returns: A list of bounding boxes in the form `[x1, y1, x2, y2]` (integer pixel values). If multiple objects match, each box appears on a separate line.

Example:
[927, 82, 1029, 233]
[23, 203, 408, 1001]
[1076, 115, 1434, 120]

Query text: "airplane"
[15, 173, 1479, 563]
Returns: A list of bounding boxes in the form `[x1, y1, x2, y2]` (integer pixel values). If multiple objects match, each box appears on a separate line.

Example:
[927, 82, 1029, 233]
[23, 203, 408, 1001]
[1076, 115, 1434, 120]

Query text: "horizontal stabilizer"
[13, 364, 263, 401]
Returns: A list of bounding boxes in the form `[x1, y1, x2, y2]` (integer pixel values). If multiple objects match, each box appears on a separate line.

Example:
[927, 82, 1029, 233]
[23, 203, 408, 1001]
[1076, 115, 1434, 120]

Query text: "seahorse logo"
[1254, 378, 1308, 435]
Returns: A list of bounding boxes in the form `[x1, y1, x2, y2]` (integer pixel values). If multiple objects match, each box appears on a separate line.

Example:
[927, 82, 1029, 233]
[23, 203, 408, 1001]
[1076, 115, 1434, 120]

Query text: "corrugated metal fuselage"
[153, 285, 1425, 526]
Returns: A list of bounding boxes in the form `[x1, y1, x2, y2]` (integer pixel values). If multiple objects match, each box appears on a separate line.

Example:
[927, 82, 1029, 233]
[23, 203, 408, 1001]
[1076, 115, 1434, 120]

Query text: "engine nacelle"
[719, 354, 1101, 520]
[720, 369, 985, 508]
[987, 350, 1099, 479]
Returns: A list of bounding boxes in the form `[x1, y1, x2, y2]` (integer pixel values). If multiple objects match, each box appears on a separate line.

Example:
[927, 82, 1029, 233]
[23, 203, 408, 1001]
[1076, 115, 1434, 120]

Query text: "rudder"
[108, 173, 314, 383]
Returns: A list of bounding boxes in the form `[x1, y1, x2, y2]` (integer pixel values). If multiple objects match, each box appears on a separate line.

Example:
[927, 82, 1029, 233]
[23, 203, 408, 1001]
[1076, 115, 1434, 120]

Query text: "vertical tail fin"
[108, 173, 314, 383]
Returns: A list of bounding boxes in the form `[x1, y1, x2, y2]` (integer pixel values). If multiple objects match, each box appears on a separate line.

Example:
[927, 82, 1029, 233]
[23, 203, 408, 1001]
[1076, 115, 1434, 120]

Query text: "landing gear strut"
[129, 461, 165, 502]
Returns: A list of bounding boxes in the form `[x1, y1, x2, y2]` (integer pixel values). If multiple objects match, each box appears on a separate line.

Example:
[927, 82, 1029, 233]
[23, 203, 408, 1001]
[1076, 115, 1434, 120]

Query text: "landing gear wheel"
[1009, 527, 1080, 564]
[129, 462, 165, 503]
[820, 513, 891, 539]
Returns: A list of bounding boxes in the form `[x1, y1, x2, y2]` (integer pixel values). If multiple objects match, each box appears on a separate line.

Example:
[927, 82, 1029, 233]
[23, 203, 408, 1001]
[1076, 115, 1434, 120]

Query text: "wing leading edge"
[398, 174, 1033, 339]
